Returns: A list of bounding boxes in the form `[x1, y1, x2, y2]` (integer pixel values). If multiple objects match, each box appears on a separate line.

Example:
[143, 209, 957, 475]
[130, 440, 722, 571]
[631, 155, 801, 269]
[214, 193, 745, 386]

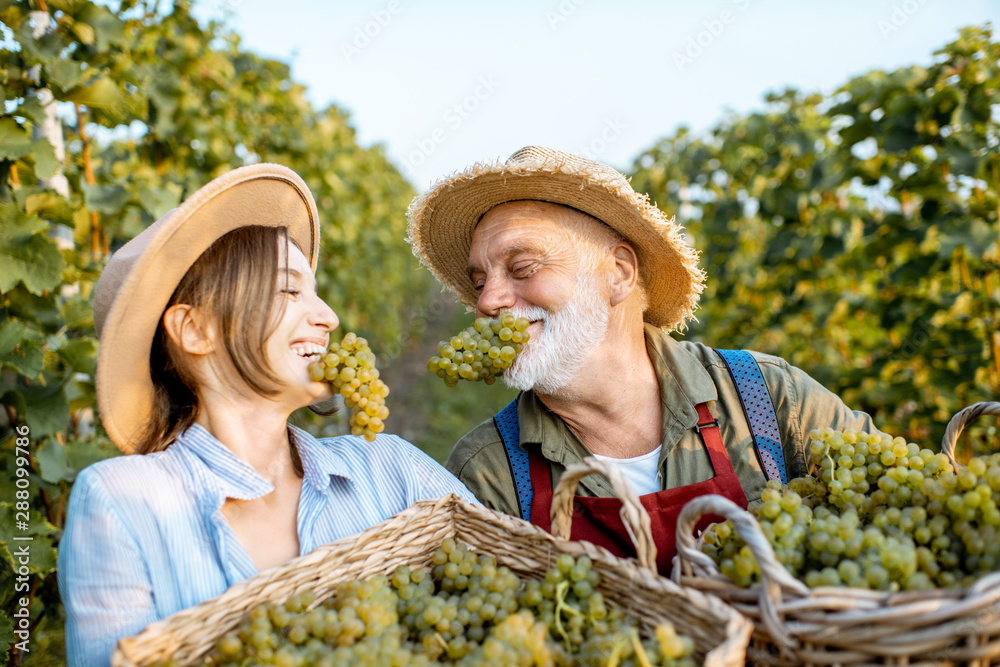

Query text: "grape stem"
[629, 629, 654, 667]
[553, 580, 580, 650]
[605, 631, 629, 667]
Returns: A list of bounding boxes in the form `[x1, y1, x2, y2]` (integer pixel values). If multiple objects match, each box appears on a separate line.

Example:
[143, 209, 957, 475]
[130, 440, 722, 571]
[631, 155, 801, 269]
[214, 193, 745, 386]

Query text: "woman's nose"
[310, 295, 339, 332]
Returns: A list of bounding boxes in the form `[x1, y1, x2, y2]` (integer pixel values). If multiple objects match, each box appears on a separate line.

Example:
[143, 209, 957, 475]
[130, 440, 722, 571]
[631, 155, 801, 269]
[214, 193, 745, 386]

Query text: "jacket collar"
[517, 323, 717, 493]
[642, 322, 718, 454]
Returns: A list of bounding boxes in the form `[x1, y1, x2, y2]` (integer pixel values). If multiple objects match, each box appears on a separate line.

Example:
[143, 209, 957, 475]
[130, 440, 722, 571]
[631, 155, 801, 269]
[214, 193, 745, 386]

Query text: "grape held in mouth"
[427, 312, 531, 387]
[308, 332, 390, 442]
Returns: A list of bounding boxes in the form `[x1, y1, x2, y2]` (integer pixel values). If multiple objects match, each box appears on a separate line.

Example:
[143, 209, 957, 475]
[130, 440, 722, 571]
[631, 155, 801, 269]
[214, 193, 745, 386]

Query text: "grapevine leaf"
[20, 380, 70, 439]
[0, 320, 28, 359]
[29, 136, 60, 180]
[11, 97, 45, 124]
[124, 86, 148, 119]
[0, 117, 32, 160]
[65, 77, 124, 113]
[0, 234, 66, 295]
[65, 436, 119, 472]
[56, 338, 98, 376]
[81, 183, 131, 215]
[60, 296, 94, 332]
[77, 3, 128, 50]
[69, 20, 95, 46]
[0, 504, 59, 577]
[24, 192, 73, 225]
[0, 5, 23, 32]
[4, 286, 63, 331]
[36, 440, 72, 484]
[0, 338, 43, 381]
[940, 145, 980, 176]
[137, 182, 182, 219]
[72, 205, 91, 243]
[938, 218, 997, 258]
[14, 22, 64, 66]
[0, 609, 11, 666]
[0, 204, 46, 245]
[44, 59, 87, 92]
[0, 379, 27, 414]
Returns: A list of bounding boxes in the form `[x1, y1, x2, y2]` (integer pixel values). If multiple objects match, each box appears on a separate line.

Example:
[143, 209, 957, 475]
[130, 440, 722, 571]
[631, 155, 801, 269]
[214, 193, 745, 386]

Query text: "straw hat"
[406, 146, 705, 331]
[93, 164, 320, 454]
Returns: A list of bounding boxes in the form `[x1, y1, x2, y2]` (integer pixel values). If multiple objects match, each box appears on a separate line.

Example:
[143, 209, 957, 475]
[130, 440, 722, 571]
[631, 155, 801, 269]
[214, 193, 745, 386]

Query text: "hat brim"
[96, 164, 320, 453]
[407, 158, 704, 331]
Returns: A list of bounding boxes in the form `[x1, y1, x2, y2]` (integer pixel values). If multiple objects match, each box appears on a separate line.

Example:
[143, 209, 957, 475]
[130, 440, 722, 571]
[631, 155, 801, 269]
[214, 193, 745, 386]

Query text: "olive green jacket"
[446, 324, 875, 515]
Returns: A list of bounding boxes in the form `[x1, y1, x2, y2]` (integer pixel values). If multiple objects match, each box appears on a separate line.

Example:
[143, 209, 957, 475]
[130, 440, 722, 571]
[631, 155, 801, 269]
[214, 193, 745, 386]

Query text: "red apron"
[529, 403, 748, 574]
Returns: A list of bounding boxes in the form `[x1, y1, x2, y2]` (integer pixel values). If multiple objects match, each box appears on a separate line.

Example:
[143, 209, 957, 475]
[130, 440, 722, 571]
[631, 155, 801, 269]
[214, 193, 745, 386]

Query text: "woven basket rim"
[674, 491, 1000, 665]
[114, 494, 751, 667]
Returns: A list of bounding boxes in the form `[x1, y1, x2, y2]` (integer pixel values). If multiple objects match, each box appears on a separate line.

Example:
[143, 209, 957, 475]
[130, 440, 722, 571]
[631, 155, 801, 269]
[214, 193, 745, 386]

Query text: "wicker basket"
[673, 401, 1000, 666]
[113, 457, 751, 667]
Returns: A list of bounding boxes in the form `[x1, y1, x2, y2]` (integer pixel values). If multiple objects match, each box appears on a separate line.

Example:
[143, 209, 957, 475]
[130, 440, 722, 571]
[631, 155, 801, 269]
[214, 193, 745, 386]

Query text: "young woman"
[58, 164, 476, 666]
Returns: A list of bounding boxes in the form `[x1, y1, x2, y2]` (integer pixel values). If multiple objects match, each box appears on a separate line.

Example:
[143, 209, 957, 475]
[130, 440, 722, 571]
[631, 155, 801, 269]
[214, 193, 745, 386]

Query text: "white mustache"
[501, 274, 610, 397]
[504, 305, 549, 324]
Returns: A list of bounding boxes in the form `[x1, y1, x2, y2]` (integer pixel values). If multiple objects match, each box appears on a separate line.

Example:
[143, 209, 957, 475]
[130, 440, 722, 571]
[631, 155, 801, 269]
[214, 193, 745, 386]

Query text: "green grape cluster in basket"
[200, 541, 697, 667]
[703, 427, 1000, 592]
[307, 332, 390, 442]
[428, 313, 531, 386]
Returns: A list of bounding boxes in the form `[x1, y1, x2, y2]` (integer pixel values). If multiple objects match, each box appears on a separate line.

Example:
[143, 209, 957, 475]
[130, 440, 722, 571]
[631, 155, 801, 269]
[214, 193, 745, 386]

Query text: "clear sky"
[201, 0, 1000, 190]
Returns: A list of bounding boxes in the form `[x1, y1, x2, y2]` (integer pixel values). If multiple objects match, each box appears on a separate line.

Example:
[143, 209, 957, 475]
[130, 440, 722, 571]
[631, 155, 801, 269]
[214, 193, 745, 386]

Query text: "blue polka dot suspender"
[714, 349, 788, 484]
[494, 349, 788, 523]
[493, 400, 533, 522]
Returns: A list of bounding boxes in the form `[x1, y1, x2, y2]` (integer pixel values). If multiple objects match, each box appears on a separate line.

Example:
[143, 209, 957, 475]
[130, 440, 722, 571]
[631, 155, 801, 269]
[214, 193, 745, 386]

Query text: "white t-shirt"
[591, 446, 662, 496]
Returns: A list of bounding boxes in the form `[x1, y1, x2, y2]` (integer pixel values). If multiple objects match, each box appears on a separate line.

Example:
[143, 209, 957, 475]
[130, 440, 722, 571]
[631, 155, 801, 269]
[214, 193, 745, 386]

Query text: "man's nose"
[476, 275, 515, 317]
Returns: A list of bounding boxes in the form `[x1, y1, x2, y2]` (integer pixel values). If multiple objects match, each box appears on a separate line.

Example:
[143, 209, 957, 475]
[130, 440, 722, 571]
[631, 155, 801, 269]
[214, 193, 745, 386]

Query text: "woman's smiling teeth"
[291, 342, 326, 360]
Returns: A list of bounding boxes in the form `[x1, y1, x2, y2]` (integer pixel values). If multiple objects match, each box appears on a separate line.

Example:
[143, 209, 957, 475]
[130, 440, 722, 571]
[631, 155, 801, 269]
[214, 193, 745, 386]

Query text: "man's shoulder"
[446, 417, 504, 477]
[673, 338, 793, 377]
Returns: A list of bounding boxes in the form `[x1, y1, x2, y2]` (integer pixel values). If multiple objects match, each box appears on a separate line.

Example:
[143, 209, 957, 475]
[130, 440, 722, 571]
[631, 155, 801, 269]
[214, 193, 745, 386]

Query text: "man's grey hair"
[553, 203, 650, 313]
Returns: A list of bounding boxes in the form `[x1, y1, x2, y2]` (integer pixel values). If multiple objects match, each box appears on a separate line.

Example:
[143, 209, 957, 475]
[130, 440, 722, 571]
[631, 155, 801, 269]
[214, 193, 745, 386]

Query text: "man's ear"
[162, 304, 215, 355]
[608, 242, 639, 307]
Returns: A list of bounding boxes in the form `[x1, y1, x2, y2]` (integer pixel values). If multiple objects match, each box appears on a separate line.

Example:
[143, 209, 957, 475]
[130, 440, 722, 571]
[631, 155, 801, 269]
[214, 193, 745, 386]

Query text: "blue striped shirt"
[57, 423, 476, 666]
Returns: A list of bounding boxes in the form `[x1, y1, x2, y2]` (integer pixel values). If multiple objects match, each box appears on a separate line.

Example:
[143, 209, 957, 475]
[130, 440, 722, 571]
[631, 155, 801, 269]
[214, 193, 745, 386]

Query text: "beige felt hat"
[406, 146, 705, 331]
[93, 163, 320, 453]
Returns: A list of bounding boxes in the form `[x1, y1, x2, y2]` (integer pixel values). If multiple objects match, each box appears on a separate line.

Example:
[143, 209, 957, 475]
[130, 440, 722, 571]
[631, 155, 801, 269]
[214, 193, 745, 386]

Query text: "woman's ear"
[608, 241, 639, 307]
[162, 304, 215, 355]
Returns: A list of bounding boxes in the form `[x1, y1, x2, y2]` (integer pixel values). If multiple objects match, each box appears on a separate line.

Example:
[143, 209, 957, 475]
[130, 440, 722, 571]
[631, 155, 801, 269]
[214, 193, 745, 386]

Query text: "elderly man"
[407, 146, 873, 570]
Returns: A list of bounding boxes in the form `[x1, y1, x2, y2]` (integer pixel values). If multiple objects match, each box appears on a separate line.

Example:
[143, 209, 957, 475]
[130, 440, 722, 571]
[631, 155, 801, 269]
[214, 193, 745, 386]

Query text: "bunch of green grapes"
[703, 427, 1000, 592]
[428, 313, 531, 387]
[200, 540, 698, 667]
[308, 332, 390, 442]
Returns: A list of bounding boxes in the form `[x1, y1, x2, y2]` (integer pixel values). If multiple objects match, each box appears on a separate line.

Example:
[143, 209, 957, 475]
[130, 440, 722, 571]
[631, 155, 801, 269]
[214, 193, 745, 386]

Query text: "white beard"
[501, 273, 610, 397]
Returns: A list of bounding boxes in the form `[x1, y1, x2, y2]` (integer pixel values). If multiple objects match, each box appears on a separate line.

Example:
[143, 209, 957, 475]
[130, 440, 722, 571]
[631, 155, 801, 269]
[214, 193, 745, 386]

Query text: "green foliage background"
[629, 25, 1000, 449]
[0, 1, 995, 663]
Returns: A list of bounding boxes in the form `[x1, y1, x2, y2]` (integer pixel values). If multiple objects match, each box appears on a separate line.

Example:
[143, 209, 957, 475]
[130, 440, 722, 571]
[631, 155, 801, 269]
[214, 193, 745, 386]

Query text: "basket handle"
[550, 456, 657, 574]
[940, 401, 1000, 468]
[674, 494, 808, 654]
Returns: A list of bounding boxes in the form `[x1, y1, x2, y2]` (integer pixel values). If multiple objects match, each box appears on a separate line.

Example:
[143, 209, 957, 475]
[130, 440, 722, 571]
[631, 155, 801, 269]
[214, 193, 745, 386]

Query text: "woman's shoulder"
[72, 448, 189, 502]
[293, 428, 441, 476]
[308, 431, 424, 463]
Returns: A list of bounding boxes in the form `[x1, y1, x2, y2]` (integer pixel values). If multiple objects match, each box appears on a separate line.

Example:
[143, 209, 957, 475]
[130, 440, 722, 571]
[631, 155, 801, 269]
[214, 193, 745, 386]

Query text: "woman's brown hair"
[138, 225, 298, 454]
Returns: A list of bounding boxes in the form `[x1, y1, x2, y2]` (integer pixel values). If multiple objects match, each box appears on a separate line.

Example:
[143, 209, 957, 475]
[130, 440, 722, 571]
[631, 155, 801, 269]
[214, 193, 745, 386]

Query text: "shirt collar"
[288, 424, 355, 495]
[174, 423, 354, 502]
[174, 422, 275, 501]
